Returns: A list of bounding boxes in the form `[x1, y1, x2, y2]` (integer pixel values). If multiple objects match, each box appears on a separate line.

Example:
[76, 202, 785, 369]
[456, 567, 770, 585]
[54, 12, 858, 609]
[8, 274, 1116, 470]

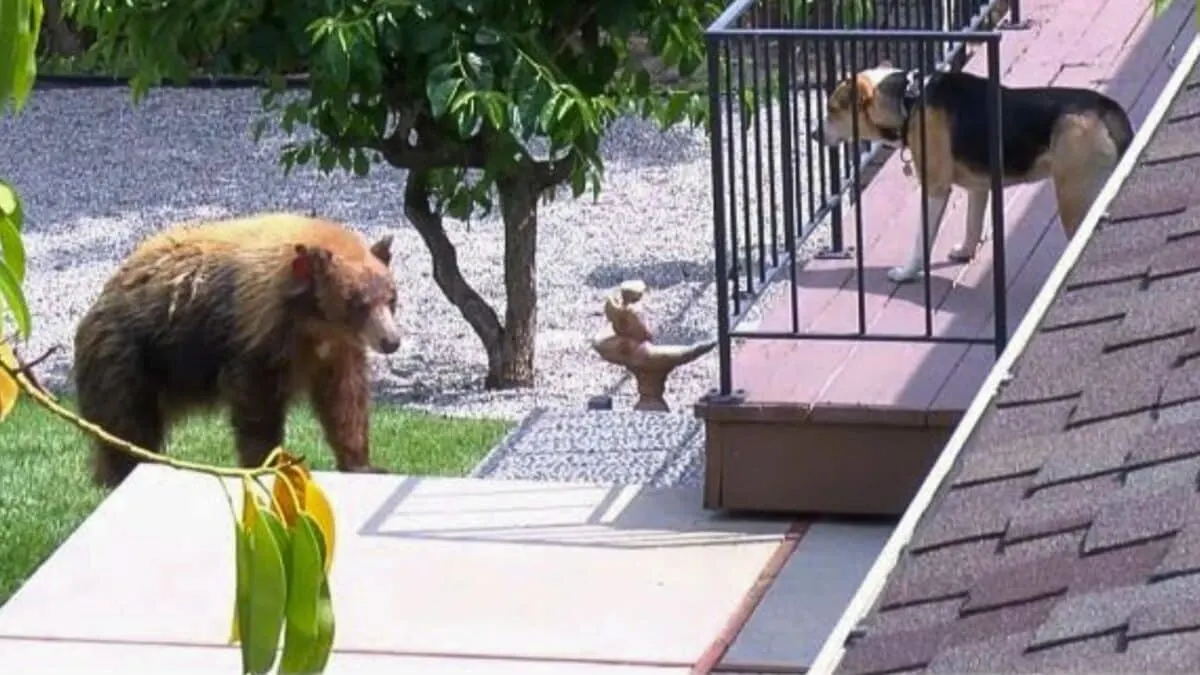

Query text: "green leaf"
[278, 515, 326, 674]
[480, 93, 506, 130]
[0, 181, 22, 224]
[0, 213, 26, 284]
[426, 63, 462, 119]
[251, 117, 270, 142]
[462, 51, 494, 90]
[411, 21, 449, 54]
[474, 26, 501, 45]
[0, 0, 22, 112]
[318, 148, 337, 173]
[10, 0, 42, 112]
[308, 577, 337, 673]
[352, 150, 370, 176]
[244, 509, 290, 674]
[453, 97, 478, 138]
[233, 520, 253, 665]
[664, 91, 691, 128]
[0, 260, 30, 339]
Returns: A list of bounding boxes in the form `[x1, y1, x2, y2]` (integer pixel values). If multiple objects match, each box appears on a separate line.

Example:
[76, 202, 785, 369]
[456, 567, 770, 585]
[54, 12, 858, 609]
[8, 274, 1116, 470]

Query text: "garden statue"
[591, 280, 718, 412]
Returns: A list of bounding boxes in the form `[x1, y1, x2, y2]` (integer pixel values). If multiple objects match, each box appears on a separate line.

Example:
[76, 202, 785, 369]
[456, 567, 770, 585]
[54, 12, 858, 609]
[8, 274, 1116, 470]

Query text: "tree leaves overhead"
[64, 0, 724, 218]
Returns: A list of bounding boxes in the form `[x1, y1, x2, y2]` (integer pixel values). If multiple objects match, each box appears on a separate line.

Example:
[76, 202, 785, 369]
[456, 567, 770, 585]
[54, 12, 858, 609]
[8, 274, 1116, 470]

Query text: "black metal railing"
[706, 0, 1013, 398]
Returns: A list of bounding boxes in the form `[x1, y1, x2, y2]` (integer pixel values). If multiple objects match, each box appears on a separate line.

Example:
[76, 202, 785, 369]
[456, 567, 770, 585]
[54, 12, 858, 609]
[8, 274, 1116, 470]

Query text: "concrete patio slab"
[0, 466, 796, 671]
[718, 522, 894, 672]
[0, 637, 690, 675]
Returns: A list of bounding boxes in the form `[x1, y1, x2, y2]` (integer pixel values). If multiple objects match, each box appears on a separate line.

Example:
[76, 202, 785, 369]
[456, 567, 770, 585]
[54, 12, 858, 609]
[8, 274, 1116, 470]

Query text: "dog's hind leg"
[889, 187, 951, 284]
[1051, 113, 1122, 240]
[949, 188, 988, 263]
[1053, 168, 1111, 240]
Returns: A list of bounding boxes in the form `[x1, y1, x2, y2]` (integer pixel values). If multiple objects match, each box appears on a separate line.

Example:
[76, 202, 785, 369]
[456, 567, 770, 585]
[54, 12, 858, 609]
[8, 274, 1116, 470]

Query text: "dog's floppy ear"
[851, 74, 876, 108]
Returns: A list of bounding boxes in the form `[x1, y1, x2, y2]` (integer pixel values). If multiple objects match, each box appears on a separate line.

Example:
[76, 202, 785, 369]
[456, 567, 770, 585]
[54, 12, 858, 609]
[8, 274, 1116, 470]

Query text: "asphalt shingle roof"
[833, 49, 1200, 675]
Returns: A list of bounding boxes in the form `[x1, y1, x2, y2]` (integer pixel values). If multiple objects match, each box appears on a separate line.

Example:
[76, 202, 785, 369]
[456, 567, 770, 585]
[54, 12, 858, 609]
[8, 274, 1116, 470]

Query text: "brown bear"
[73, 212, 401, 488]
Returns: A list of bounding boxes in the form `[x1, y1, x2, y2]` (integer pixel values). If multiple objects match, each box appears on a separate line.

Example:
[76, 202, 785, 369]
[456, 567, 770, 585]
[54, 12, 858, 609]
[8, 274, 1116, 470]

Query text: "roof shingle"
[833, 44, 1200, 675]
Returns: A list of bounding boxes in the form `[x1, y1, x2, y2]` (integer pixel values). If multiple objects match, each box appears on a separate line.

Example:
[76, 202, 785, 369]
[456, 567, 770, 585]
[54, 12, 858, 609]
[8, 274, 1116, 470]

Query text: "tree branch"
[402, 170, 506, 360]
[552, 7, 599, 58]
[535, 156, 576, 189]
[0, 348, 301, 480]
[372, 79, 490, 171]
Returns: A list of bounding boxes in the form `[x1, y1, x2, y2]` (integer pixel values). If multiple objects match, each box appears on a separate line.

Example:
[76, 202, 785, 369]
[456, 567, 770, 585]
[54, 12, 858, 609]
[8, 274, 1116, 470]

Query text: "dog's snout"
[809, 129, 821, 142]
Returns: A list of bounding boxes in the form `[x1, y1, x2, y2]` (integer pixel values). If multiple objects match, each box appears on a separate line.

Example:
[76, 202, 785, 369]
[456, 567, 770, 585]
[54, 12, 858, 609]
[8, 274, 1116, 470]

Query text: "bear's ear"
[286, 244, 331, 297]
[370, 235, 393, 266]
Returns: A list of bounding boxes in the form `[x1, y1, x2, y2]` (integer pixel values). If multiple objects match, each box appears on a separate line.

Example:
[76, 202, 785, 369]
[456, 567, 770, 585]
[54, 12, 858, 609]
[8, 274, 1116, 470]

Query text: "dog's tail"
[1099, 99, 1135, 158]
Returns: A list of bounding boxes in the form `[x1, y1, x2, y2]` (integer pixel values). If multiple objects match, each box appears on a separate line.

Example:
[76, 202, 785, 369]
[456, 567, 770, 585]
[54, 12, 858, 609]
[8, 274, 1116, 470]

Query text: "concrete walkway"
[0, 467, 890, 673]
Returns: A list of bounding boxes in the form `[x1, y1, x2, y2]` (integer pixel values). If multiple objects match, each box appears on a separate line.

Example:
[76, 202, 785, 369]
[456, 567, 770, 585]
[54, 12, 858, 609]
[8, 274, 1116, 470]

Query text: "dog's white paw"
[947, 243, 976, 263]
[888, 265, 919, 284]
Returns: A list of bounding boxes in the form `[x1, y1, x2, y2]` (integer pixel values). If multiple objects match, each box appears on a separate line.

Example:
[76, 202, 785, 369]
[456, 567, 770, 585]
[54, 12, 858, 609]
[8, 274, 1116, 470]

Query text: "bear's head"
[286, 236, 401, 355]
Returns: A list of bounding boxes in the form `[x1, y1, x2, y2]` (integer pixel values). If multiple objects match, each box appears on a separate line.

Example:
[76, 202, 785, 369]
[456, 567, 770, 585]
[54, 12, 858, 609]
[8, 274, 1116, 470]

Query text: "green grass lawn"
[0, 397, 511, 605]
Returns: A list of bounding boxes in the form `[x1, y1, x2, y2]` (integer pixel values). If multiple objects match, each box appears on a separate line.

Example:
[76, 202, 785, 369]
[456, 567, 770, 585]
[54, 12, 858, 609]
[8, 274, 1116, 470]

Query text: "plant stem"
[0, 359, 297, 480]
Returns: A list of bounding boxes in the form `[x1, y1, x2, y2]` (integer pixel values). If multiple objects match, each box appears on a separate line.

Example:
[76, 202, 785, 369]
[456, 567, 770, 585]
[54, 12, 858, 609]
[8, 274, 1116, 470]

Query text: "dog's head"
[814, 62, 908, 147]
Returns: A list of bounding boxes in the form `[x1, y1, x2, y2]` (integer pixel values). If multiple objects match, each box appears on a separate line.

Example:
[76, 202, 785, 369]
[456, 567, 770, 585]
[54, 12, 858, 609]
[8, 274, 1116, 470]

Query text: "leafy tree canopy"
[67, 0, 720, 216]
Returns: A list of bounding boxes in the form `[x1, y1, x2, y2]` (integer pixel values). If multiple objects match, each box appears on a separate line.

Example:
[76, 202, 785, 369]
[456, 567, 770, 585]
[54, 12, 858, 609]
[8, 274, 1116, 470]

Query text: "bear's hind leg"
[77, 372, 166, 489]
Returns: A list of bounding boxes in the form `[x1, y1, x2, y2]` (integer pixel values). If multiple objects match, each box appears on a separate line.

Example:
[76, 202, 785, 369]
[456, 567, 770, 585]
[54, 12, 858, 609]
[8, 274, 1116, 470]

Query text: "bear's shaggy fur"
[73, 212, 401, 487]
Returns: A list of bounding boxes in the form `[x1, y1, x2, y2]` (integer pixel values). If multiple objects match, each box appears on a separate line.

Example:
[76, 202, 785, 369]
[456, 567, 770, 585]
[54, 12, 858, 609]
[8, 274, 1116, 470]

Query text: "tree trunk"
[41, 0, 85, 58]
[495, 174, 539, 388]
[403, 171, 508, 385]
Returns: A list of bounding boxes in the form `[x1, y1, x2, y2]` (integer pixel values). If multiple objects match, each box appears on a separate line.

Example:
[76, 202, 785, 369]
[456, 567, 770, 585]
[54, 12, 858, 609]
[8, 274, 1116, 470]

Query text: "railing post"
[986, 36, 1008, 357]
[1002, 0, 1031, 29]
[821, 34, 847, 257]
[707, 33, 735, 397]
[778, 35, 800, 331]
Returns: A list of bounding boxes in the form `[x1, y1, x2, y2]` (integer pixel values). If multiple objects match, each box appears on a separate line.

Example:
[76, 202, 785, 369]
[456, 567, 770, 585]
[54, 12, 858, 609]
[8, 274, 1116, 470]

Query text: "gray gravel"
[2, 84, 831, 485]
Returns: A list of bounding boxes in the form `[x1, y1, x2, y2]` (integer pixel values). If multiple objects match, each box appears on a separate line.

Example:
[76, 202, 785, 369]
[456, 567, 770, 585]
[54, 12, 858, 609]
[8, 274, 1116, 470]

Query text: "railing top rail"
[705, 27, 1004, 42]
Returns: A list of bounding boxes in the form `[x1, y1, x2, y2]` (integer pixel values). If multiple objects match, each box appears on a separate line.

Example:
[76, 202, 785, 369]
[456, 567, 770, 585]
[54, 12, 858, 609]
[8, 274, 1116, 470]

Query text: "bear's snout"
[363, 304, 402, 355]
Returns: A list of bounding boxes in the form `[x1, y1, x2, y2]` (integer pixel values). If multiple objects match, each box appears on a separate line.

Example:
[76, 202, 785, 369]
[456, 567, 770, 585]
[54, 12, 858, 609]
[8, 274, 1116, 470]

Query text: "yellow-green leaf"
[262, 507, 292, 580]
[232, 480, 261, 646]
[303, 479, 337, 573]
[244, 508, 290, 674]
[0, 258, 30, 338]
[278, 515, 326, 674]
[0, 0, 20, 111]
[232, 519, 253, 656]
[0, 182, 20, 220]
[289, 514, 324, 628]
[0, 341, 19, 422]
[0, 212, 26, 283]
[10, 0, 42, 111]
[306, 577, 337, 674]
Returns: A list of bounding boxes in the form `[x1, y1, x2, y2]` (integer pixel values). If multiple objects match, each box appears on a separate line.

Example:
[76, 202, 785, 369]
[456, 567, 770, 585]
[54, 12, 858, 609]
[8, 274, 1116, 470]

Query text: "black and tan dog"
[814, 62, 1134, 284]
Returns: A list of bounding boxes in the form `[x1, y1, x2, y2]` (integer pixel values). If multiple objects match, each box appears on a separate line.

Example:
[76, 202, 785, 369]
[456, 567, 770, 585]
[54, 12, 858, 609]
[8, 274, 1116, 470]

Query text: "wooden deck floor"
[727, 0, 1194, 425]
